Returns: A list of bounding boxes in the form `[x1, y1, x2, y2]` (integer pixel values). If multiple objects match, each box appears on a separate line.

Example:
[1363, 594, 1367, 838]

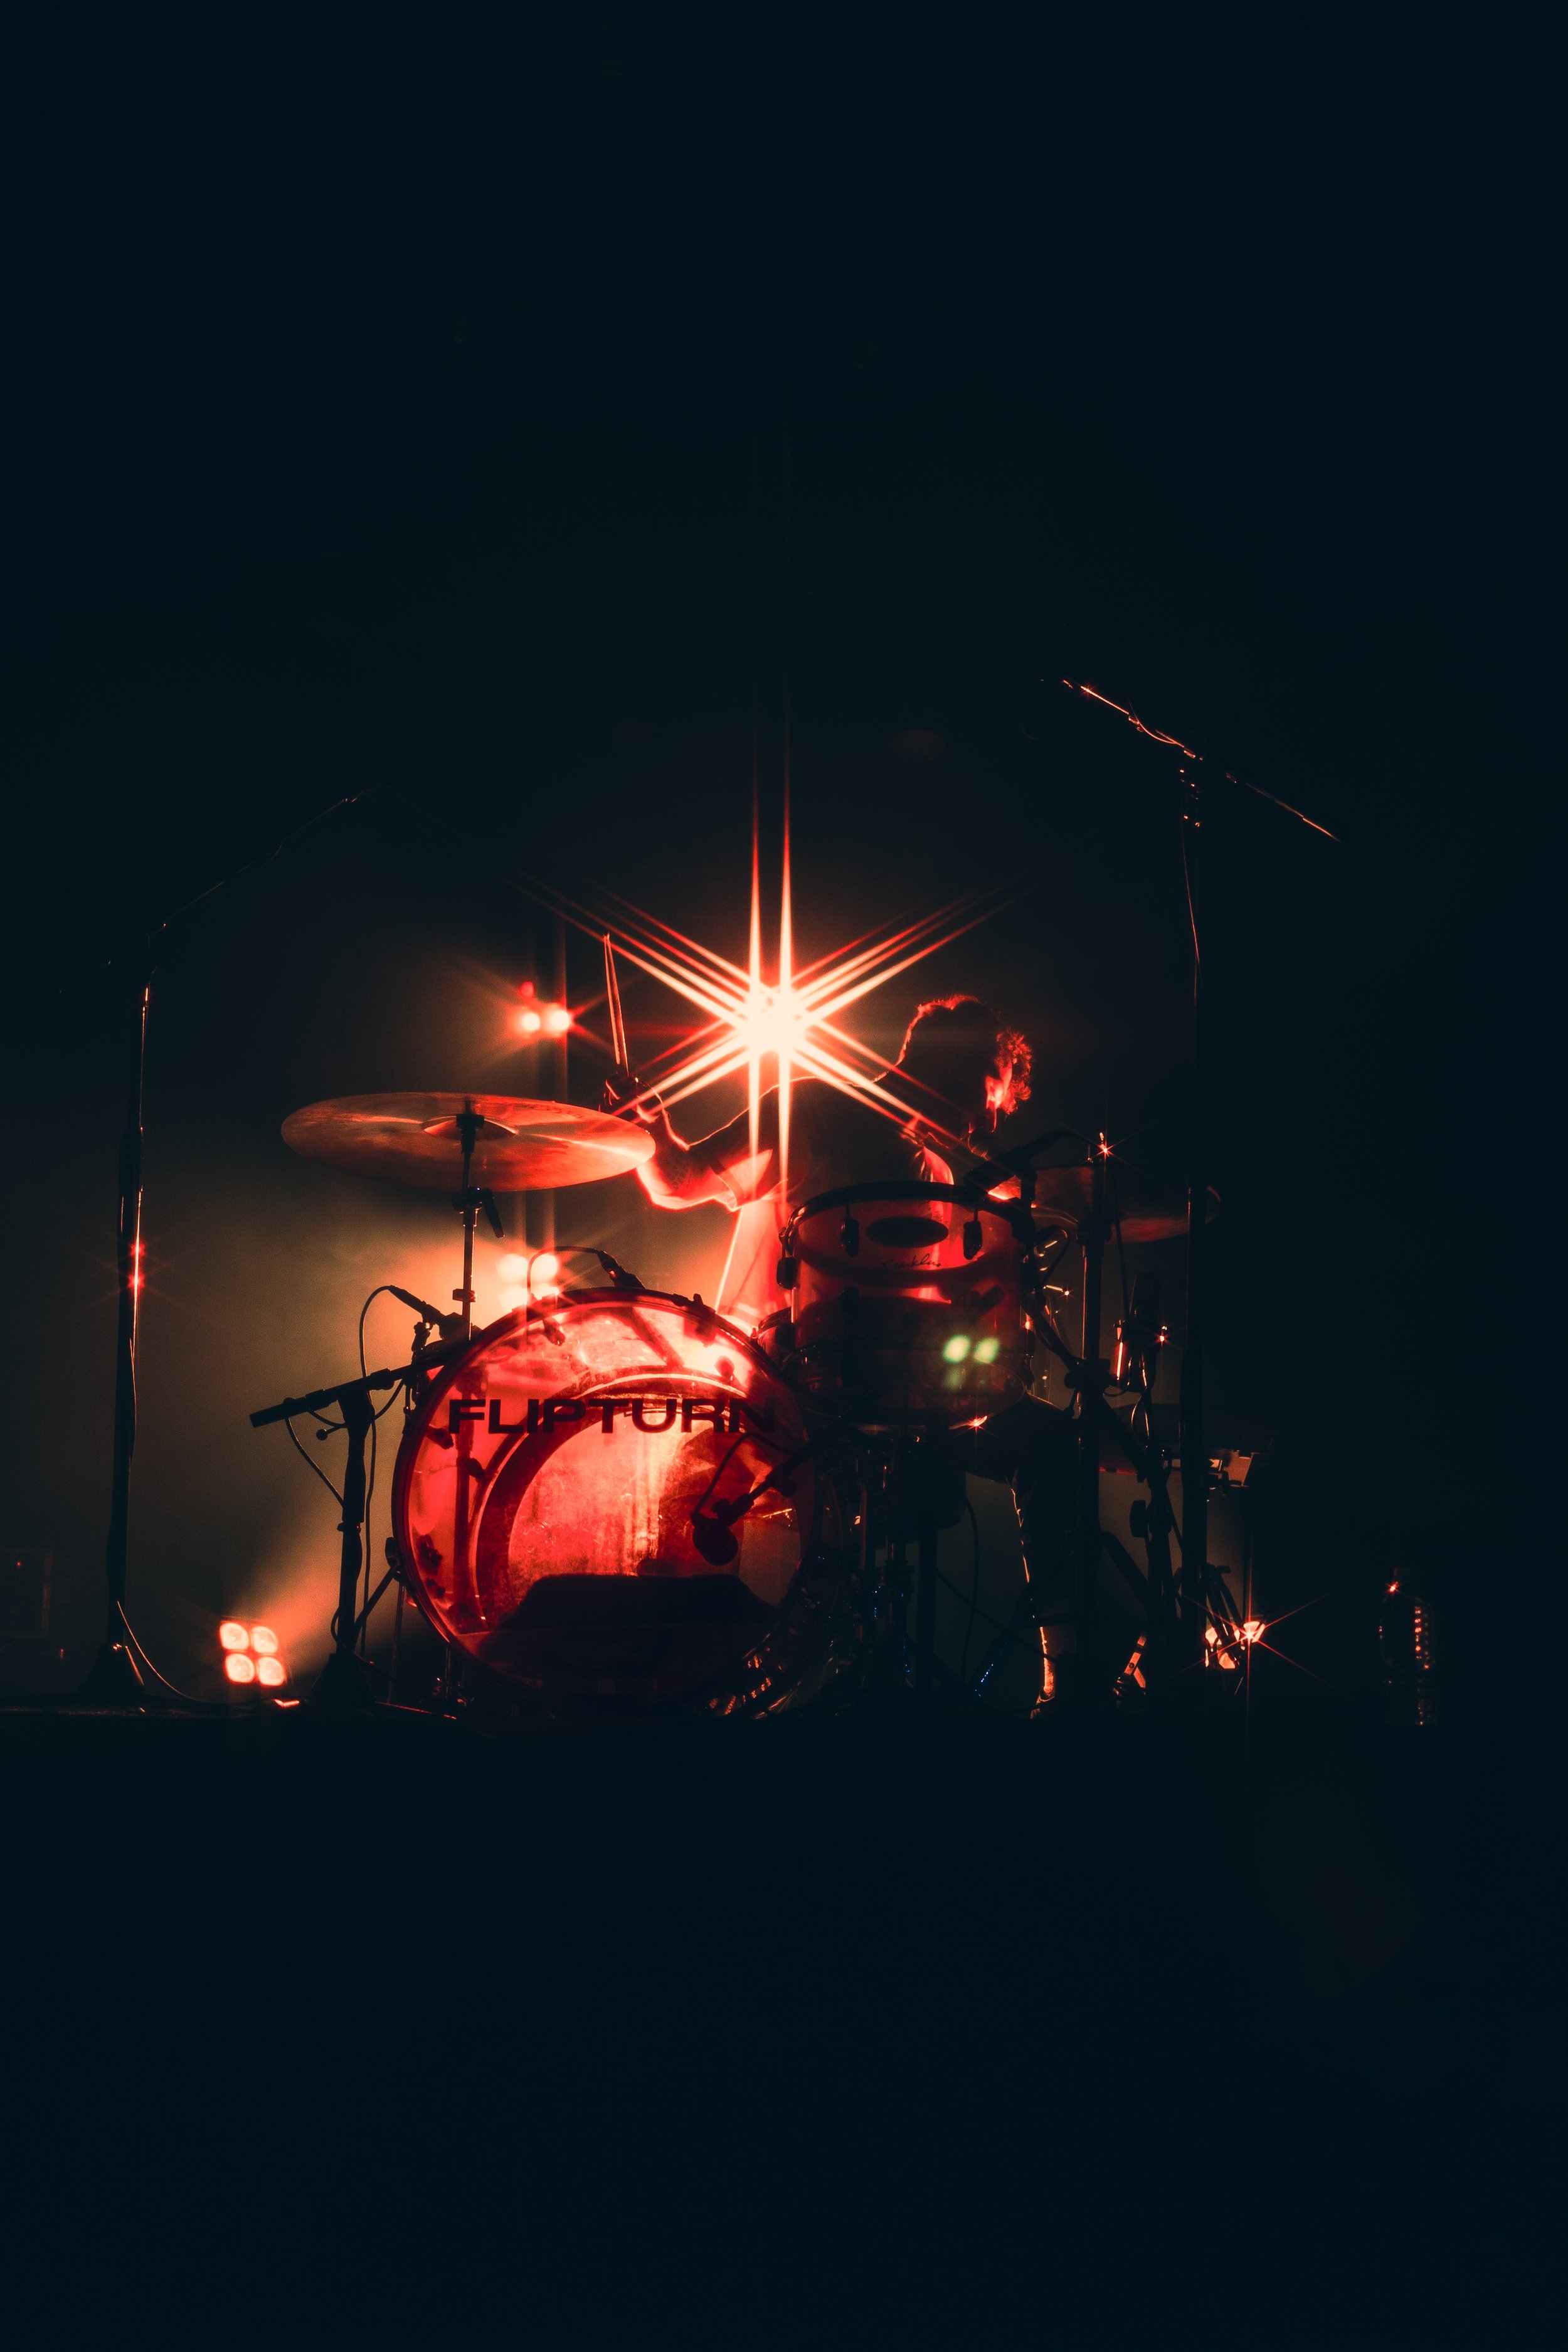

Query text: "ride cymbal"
[281, 1094, 654, 1191]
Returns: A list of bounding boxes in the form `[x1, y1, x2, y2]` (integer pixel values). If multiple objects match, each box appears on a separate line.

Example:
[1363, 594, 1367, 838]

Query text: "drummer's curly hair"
[898, 995, 1033, 1115]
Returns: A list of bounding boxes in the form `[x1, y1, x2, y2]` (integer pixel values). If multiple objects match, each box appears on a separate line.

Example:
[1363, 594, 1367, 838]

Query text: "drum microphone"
[692, 1486, 755, 1565]
[691, 1510, 740, 1566]
[390, 1286, 465, 1337]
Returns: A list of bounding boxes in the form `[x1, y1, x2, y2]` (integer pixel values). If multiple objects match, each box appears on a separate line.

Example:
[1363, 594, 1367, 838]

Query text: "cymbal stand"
[450, 1101, 504, 1340]
[445, 1104, 502, 1688]
[1068, 1143, 1109, 1702]
[1007, 1158, 1163, 1705]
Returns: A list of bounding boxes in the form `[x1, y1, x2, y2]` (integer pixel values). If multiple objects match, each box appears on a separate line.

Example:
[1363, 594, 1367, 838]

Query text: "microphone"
[390, 1286, 465, 1337]
[691, 1486, 755, 1566]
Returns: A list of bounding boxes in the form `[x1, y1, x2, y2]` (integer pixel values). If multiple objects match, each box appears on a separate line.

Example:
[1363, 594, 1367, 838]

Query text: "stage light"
[497, 1253, 530, 1282]
[1241, 1618, 1264, 1645]
[531, 1251, 561, 1299]
[516, 982, 571, 1038]
[218, 1618, 289, 1695]
[943, 1334, 971, 1363]
[973, 1336, 1000, 1363]
[497, 1285, 528, 1313]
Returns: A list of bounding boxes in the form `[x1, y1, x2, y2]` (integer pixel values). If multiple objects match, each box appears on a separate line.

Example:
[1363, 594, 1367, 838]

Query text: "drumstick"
[603, 934, 628, 1072]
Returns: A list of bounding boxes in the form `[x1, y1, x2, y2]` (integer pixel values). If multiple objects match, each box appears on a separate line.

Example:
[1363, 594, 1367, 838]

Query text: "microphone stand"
[1179, 761, 1211, 1661]
[1060, 681, 1336, 1683]
[250, 1335, 469, 1708]
[50, 791, 368, 1705]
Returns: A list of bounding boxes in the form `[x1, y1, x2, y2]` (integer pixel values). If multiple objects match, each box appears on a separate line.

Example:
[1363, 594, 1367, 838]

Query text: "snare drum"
[778, 1182, 1034, 1426]
[391, 1287, 843, 1707]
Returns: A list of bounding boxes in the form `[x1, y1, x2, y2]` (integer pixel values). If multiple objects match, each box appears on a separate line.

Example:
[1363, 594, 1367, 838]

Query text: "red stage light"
[255, 1655, 287, 1687]
[249, 1624, 279, 1655]
[516, 982, 569, 1038]
[218, 1621, 249, 1652]
[225, 1652, 257, 1684]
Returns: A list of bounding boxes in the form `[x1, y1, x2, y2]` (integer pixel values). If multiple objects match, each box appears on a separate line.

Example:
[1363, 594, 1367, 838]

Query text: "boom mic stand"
[1059, 681, 1337, 1687]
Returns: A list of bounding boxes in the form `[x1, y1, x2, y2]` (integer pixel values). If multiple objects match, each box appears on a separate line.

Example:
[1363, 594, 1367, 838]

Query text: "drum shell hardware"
[777, 1183, 1035, 1428]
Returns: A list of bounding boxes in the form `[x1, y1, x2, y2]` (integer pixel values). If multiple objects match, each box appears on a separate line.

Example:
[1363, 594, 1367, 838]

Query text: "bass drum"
[391, 1287, 844, 1710]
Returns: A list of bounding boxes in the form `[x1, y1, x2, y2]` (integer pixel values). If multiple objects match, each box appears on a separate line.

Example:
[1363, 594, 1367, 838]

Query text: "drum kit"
[252, 1080, 1224, 1718]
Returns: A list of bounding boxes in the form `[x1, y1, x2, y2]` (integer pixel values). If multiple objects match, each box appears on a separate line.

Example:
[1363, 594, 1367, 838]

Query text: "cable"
[117, 1609, 245, 1712]
[935, 1563, 1009, 1636]
[285, 1417, 346, 1507]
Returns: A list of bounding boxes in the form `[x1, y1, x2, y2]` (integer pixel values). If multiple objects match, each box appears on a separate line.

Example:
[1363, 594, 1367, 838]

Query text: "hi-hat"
[282, 1094, 654, 1191]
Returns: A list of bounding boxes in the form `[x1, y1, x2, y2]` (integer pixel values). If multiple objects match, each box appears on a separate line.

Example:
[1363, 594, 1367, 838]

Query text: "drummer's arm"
[635, 1107, 742, 1210]
[641, 1101, 781, 1212]
[609, 1075, 777, 1212]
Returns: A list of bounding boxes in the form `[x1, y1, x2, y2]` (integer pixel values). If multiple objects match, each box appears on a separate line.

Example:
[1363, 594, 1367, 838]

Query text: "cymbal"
[282, 1094, 655, 1191]
[1025, 1164, 1219, 1245]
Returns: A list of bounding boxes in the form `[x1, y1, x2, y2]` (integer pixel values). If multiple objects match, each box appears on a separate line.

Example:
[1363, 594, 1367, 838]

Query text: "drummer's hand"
[601, 1065, 662, 1123]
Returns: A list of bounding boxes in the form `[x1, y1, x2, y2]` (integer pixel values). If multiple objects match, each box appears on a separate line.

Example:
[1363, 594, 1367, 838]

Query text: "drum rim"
[788, 1179, 1034, 1244]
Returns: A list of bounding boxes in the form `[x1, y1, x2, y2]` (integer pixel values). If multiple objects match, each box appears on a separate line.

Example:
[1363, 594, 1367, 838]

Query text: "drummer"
[606, 995, 1129, 1707]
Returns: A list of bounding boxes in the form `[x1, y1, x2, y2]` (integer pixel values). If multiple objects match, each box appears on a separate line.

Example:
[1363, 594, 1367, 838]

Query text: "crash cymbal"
[1025, 1163, 1219, 1245]
[281, 1094, 655, 1191]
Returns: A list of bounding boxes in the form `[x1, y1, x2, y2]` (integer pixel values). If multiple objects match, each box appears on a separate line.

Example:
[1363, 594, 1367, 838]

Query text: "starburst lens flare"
[538, 809, 1008, 1198]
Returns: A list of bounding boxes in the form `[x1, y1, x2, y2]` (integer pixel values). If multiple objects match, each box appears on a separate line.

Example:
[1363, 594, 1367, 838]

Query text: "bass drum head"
[391, 1289, 842, 1710]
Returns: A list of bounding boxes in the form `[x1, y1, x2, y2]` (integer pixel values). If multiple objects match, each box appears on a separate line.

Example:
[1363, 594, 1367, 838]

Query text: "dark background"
[3, 17, 1555, 1713]
[3, 16, 1560, 2336]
